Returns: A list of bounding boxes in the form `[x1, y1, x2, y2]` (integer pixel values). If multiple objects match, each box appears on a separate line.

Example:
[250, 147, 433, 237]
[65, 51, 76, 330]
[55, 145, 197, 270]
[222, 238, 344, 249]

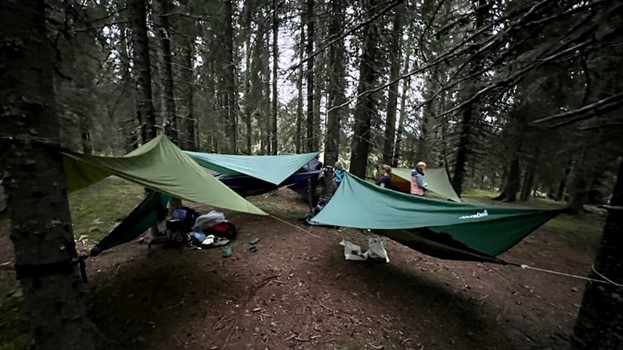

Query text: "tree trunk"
[451, 0, 489, 197]
[220, 0, 237, 154]
[392, 32, 412, 168]
[80, 114, 92, 154]
[243, 38, 253, 154]
[313, 59, 323, 152]
[154, 0, 178, 143]
[305, 0, 315, 153]
[271, 0, 279, 154]
[180, 16, 196, 150]
[128, 0, 157, 143]
[250, 25, 266, 154]
[0, 1, 96, 348]
[324, 0, 346, 167]
[262, 32, 271, 154]
[568, 149, 591, 213]
[295, 21, 304, 154]
[520, 166, 536, 201]
[520, 148, 540, 201]
[382, 7, 403, 165]
[452, 96, 474, 197]
[556, 158, 573, 201]
[349, 0, 382, 178]
[494, 156, 521, 202]
[115, 6, 137, 152]
[573, 156, 623, 349]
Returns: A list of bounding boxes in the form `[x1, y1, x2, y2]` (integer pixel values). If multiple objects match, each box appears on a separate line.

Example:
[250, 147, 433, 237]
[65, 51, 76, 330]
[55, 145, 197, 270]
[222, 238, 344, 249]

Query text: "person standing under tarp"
[377, 164, 392, 188]
[333, 161, 345, 188]
[411, 161, 428, 196]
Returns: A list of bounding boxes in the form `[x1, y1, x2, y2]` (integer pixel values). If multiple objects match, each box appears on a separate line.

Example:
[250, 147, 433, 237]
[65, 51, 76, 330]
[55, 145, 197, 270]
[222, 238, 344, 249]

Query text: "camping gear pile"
[149, 209, 237, 250]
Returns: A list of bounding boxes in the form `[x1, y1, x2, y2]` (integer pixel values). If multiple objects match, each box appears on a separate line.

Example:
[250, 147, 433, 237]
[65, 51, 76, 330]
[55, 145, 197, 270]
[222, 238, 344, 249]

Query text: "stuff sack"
[204, 222, 237, 240]
[193, 210, 226, 231]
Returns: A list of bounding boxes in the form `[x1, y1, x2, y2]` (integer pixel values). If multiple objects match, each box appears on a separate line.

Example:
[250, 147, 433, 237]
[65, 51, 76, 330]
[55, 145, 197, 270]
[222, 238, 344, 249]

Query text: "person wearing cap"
[410, 161, 428, 196]
[376, 164, 392, 188]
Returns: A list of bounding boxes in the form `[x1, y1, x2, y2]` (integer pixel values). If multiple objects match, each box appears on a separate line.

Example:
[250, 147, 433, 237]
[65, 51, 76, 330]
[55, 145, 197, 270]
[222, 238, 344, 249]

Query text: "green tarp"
[185, 151, 319, 185]
[312, 172, 561, 260]
[62, 135, 266, 216]
[90, 191, 169, 255]
[391, 167, 462, 202]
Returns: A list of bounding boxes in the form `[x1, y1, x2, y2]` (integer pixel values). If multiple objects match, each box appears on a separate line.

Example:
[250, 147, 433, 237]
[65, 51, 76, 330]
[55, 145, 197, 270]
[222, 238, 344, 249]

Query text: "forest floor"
[0, 178, 606, 350]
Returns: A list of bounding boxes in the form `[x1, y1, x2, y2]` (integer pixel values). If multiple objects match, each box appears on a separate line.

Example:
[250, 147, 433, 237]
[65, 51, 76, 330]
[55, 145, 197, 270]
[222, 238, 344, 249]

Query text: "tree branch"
[286, 0, 405, 73]
[532, 92, 623, 127]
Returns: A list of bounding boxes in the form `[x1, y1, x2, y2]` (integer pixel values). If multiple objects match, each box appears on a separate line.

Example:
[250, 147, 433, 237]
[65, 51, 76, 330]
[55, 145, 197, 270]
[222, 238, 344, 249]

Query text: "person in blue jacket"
[333, 161, 345, 188]
[410, 161, 428, 196]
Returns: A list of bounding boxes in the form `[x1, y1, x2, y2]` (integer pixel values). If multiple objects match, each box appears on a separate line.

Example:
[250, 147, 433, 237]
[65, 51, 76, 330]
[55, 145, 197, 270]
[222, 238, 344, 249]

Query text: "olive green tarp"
[390, 167, 461, 202]
[62, 135, 266, 216]
[312, 173, 562, 263]
[185, 151, 320, 185]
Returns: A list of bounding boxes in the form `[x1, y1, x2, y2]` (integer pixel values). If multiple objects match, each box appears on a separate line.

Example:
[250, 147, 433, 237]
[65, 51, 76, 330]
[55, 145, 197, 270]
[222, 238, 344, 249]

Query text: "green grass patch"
[462, 191, 566, 209]
[250, 190, 310, 219]
[462, 188, 499, 198]
[542, 213, 604, 239]
[462, 189, 605, 240]
[68, 177, 144, 241]
[0, 275, 30, 350]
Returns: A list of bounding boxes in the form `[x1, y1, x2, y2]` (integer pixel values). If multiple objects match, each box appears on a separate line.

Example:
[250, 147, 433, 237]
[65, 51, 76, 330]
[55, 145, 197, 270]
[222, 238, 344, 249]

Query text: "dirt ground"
[0, 192, 602, 350]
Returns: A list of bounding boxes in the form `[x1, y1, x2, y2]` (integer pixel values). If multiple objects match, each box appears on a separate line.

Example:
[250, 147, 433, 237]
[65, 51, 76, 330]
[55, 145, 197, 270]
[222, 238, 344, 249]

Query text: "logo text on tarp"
[459, 210, 489, 220]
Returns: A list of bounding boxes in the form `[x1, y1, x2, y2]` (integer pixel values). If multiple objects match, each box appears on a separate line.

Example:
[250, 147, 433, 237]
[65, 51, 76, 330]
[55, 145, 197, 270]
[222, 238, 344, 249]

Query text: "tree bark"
[520, 148, 540, 201]
[243, 38, 253, 154]
[250, 23, 267, 154]
[271, 0, 279, 154]
[180, 14, 196, 150]
[382, 7, 403, 165]
[392, 34, 412, 168]
[220, 0, 238, 153]
[451, 0, 489, 197]
[349, 0, 382, 178]
[296, 21, 305, 154]
[0, 1, 96, 348]
[494, 155, 521, 202]
[305, 0, 315, 153]
[324, 0, 346, 167]
[128, 0, 157, 143]
[568, 149, 591, 213]
[556, 158, 573, 201]
[154, 0, 178, 143]
[313, 58, 323, 152]
[573, 156, 623, 349]
[80, 114, 92, 154]
[262, 32, 271, 154]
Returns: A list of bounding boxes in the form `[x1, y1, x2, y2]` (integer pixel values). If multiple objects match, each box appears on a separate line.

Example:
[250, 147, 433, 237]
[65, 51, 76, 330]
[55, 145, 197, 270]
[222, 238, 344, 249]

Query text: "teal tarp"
[185, 151, 320, 185]
[312, 172, 561, 258]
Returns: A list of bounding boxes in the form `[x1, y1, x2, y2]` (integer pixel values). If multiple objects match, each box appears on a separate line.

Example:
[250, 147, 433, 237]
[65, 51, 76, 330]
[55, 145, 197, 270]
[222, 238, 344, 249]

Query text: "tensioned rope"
[508, 262, 623, 287]
[271, 212, 623, 287]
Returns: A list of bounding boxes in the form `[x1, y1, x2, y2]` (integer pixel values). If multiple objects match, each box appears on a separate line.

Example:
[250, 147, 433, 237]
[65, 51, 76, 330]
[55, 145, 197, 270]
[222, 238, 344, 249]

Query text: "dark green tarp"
[312, 172, 561, 262]
[90, 191, 169, 256]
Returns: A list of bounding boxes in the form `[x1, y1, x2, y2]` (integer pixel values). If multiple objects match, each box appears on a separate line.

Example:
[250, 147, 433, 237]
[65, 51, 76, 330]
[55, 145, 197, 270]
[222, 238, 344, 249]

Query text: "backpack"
[162, 207, 198, 246]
